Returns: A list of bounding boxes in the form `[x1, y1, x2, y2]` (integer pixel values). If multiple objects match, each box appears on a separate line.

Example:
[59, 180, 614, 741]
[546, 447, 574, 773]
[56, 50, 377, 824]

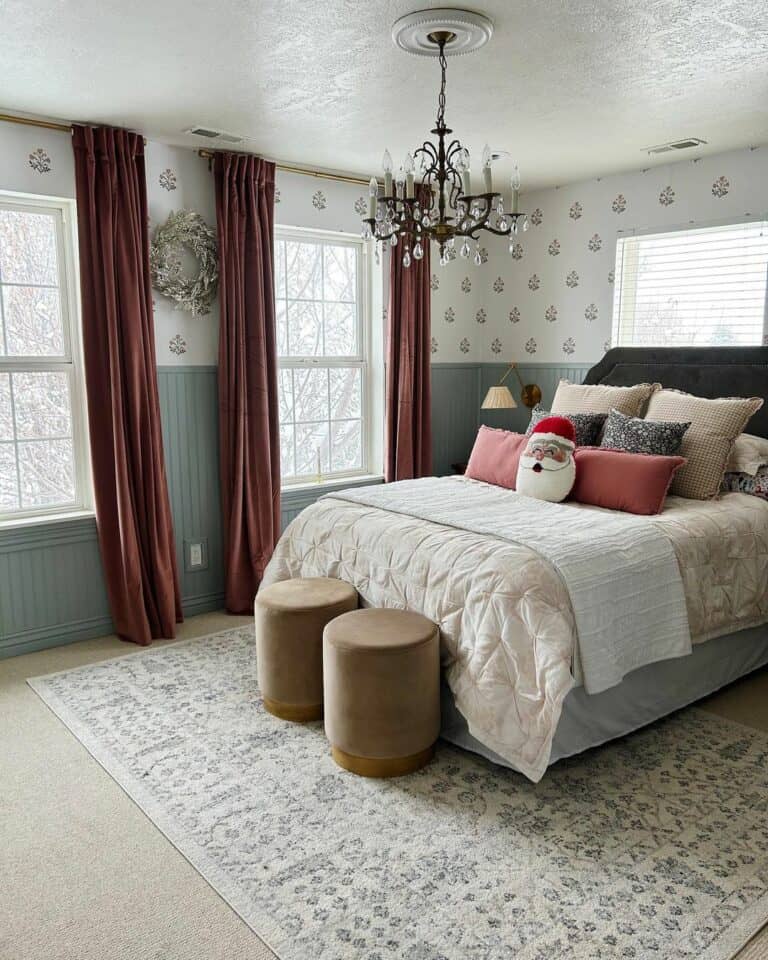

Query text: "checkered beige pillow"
[551, 380, 661, 417]
[645, 390, 764, 499]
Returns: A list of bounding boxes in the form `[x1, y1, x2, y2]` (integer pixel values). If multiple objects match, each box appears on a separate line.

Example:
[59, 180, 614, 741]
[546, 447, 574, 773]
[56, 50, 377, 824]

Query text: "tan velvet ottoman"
[255, 577, 357, 722]
[323, 608, 440, 777]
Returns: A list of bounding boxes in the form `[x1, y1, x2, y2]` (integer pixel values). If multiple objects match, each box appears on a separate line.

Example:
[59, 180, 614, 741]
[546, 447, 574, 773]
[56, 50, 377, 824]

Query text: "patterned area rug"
[29, 627, 768, 960]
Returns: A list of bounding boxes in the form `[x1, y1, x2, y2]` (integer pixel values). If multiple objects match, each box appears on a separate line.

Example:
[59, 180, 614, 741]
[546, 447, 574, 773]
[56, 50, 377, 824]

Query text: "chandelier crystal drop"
[361, 28, 527, 268]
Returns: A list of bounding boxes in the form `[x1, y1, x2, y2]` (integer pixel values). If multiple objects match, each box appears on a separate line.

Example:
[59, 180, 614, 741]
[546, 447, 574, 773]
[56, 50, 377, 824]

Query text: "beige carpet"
[2, 612, 767, 960]
[1, 613, 274, 960]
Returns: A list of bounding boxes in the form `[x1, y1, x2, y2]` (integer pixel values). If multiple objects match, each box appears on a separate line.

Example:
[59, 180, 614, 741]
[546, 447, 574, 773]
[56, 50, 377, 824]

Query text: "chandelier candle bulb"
[404, 153, 415, 198]
[368, 177, 378, 219]
[511, 164, 521, 214]
[482, 144, 493, 193]
[463, 167, 472, 198]
[383, 149, 393, 196]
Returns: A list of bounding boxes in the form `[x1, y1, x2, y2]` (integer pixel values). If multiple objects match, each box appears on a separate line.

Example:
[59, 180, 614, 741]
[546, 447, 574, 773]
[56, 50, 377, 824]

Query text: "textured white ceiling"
[2, 0, 767, 189]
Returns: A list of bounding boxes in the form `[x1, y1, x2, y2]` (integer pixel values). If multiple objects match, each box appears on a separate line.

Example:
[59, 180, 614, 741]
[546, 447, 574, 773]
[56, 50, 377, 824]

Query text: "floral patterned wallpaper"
[2, 120, 766, 368]
[0, 123, 75, 198]
[145, 142, 219, 365]
[450, 144, 768, 364]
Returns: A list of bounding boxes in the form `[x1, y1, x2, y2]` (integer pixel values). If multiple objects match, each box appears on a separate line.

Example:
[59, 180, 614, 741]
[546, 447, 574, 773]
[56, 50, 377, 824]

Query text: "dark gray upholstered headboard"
[584, 346, 768, 439]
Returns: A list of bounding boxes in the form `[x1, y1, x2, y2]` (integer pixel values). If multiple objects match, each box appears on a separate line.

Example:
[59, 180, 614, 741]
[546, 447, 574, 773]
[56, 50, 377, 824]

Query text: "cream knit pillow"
[645, 390, 764, 499]
[726, 433, 768, 477]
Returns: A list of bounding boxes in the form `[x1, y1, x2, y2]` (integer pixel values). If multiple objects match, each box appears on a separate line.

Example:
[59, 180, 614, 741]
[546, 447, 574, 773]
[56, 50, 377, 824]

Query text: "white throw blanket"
[263, 476, 693, 780]
[329, 478, 691, 693]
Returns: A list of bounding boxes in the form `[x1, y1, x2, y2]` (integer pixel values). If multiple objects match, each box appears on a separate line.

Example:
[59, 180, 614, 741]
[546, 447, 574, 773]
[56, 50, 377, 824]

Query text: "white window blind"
[612, 220, 768, 348]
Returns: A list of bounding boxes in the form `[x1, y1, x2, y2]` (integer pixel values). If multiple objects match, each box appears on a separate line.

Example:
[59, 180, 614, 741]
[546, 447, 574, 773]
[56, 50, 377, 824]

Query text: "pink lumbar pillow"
[571, 448, 686, 515]
[465, 426, 528, 489]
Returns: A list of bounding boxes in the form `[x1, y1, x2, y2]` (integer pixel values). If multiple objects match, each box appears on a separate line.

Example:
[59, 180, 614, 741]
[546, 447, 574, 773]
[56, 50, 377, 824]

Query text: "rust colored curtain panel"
[72, 125, 182, 646]
[213, 153, 280, 613]
[385, 202, 433, 481]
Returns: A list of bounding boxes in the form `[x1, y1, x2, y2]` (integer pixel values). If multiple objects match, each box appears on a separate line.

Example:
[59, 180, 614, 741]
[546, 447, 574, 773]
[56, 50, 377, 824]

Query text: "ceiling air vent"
[645, 137, 707, 155]
[185, 126, 243, 144]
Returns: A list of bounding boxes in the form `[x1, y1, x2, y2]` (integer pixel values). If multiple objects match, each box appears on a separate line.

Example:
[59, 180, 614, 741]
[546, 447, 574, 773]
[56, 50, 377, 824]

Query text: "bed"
[262, 345, 768, 781]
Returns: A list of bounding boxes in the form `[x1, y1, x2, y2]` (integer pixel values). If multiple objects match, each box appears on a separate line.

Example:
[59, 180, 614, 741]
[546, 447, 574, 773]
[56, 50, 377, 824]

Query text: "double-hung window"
[612, 220, 768, 347]
[275, 228, 374, 484]
[0, 196, 90, 520]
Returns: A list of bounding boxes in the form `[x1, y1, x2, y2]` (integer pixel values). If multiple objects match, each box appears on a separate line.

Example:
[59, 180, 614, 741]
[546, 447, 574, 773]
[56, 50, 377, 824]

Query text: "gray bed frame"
[442, 345, 768, 772]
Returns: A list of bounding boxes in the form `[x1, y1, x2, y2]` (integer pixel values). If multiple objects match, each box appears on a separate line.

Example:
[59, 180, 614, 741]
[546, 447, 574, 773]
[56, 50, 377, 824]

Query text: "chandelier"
[361, 10, 527, 269]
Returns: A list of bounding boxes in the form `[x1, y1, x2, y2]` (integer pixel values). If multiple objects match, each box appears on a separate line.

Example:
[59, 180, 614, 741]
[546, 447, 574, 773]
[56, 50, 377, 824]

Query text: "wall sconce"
[481, 362, 541, 410]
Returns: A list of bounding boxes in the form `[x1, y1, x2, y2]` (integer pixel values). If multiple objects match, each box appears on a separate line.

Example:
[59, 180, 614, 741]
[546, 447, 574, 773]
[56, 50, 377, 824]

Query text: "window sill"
[0, 509, 95, 532]
[0, 510, 98, 550]
[281, 474, 384, 499]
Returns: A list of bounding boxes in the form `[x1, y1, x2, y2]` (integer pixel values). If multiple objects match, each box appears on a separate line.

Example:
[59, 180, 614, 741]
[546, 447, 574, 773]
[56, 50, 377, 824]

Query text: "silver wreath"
[150, 210, 218, 316]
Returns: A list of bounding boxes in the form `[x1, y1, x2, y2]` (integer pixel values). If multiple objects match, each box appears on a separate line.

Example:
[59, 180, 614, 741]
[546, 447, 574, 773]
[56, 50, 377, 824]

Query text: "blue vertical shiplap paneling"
[157, 366, 225, 615]
[431, 363, 484, 475]
[0, 517, 112, 657]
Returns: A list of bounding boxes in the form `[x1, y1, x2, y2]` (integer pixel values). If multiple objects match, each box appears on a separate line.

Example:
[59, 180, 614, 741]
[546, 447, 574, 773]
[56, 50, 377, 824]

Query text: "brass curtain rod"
[0, 111, 147, 144]
[197, 149, 370, 187]
[0, 112, 71, 133]
[0, 113, 368, 186]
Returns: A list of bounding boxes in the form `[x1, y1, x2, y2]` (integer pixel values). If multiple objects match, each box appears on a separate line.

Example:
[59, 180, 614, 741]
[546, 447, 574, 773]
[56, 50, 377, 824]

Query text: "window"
[612, 220, 768, 347]
[0, 196, 90, 520]
[275, 228, 376, 484]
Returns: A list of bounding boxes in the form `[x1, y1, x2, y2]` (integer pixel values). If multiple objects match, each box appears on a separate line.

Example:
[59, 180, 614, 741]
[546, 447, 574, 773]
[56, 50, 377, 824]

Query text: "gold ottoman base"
[263, 696, 322, 723]
[331, 743, 435, 779]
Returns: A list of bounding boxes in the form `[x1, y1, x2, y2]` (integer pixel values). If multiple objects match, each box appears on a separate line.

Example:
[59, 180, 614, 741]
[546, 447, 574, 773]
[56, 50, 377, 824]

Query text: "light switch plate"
[184, 538, 209, 572]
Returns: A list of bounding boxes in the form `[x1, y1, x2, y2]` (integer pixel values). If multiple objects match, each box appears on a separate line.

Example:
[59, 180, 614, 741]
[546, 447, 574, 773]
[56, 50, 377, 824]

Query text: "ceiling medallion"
[362, 9, 527, 269]
[391, 8, 494, 57]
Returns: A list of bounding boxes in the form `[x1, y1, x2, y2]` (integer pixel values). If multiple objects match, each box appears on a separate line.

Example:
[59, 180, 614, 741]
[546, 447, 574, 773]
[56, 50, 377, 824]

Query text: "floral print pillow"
[526, 405, 607, 447]
[601, 408, 690, 456]
[722, 465, 768, 499]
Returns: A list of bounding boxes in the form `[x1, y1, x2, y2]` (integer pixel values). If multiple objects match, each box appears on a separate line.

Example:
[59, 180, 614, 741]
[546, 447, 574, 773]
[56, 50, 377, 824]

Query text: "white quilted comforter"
[262, 478, 768, 781]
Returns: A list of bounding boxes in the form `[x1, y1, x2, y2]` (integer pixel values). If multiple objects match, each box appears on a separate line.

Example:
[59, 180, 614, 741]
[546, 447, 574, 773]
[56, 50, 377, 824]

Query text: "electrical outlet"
[184, 538, 209, 572]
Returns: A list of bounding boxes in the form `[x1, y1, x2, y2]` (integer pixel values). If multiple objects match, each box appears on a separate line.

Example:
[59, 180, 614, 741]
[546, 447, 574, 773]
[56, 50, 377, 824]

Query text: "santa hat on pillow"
[529, 415, 577, 450]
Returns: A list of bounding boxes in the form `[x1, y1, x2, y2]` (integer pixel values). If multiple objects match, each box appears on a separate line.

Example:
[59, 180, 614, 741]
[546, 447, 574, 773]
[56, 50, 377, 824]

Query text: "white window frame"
[611, 216, 768, 349]
[275, 224, 382, 488]
[0, 192, 92, 524]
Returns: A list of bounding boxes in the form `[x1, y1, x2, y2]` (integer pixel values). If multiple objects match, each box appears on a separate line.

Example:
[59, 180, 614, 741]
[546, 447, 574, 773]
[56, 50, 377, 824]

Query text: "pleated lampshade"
[481, 385, 517, 410]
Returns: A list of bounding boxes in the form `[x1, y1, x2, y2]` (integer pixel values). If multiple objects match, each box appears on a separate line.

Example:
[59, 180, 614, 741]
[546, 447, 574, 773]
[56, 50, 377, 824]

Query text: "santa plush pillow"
[516, 415, 577, 503]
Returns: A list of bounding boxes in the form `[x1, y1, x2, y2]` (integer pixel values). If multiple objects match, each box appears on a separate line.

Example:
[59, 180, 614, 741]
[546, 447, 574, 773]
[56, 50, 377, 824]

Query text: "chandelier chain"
[437, 41, 447, 129]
